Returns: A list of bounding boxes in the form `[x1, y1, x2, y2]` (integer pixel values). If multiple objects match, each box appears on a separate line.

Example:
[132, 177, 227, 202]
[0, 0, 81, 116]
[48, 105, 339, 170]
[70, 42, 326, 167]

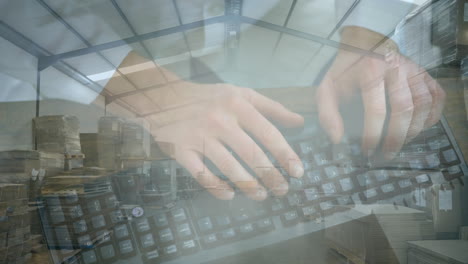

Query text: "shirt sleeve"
[338, 0, 416, 39]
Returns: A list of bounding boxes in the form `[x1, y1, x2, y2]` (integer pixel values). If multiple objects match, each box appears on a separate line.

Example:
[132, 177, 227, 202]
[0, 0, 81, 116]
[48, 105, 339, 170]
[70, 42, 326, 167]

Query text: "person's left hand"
[316, 28, 446, 159]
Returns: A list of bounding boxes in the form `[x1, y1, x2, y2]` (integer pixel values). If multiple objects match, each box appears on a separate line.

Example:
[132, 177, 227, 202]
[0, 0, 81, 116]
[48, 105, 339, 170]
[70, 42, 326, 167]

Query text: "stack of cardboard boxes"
[0, 184, 33, 264]
[326, 204, 436, 264]
[34, 116, 84, 171]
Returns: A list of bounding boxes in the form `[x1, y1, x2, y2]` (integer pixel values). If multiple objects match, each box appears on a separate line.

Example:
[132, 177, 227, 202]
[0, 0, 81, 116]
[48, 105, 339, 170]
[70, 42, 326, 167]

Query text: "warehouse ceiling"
[0, 0, 424, 117]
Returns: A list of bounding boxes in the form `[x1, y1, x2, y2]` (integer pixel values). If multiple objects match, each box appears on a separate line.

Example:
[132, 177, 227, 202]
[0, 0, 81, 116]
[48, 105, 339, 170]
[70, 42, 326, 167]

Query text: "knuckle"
[224, 94, 246, 110]
[217, 155, 235, 174]
[392, 97, 414, 115]
[205, 112, 228, 130]
[434, 87, 446, 102]
[413, 89, 433, 107]
[260, 125, 281, 146]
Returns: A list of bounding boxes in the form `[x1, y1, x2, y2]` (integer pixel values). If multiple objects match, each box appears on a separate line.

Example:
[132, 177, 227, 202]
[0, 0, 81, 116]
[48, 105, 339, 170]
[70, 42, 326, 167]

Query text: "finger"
[204, 140, 268, 201]
[406, 71, 433, 141]
[235, 101, 304, 178]
[240, 88, 304, 128]
[361, 79, 387, 156]
[177, 150, 235, 200]
[382, 69, 414, 160]
[423, 73, 446, 128]
[221, 128, 289, 196]
[316, 75, 344, 144]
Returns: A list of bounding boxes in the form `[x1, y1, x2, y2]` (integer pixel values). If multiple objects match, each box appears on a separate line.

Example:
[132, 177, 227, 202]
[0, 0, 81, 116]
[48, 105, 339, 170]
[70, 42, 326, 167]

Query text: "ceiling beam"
[38, 15, 228, 69]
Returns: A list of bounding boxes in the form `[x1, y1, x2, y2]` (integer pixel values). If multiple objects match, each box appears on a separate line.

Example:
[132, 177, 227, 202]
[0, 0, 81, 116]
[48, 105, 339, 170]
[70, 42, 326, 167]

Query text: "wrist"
[340, 26, 399, 56]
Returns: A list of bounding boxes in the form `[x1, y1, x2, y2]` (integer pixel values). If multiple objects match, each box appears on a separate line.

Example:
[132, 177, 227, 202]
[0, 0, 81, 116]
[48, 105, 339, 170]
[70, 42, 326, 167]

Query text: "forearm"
[328, 26, 399, 79]
[104, 51, 208, 112]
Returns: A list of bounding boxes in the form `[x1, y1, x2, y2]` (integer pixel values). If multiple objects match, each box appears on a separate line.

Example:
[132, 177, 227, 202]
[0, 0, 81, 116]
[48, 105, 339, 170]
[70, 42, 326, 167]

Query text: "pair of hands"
[149, 32, 445, 201]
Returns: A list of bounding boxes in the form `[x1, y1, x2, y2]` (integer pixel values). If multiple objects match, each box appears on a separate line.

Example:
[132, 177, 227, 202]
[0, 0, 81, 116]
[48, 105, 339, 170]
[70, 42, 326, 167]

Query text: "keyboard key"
[253, 206, 268, 217]
[314, 153, 329, 166]
[220, 228, 236, 240]
[159, 228, 174, 243]
[176, 223, 192, 238]
[197, 217, 213, 233]
[171, 208, 187, 223]
[339, 178, 353, 192]
[271, 198, 285, 212]
[374, 170, 389, 182]
[363, 188, 378, 199]
[409, 159, 424, 170]
[337, 196, 352, 206]
[289, 177, 304, 191]
[357, 173, 373, 187]
[153, 213, 169, 228]
[304, 188, 320, 201]
[381, 184, 395, 193]
[110, 210, 124, 224]
[306, 170, 322, 184]
[301, 206, 316, 218]
[319, 201, 334, 211]
[143, 249, 159, 262]
[351, 193, 362, 204]
[302, 160, 313, 171]
[256, 218, 274, 231]
[239, 223, 255, 235]
[415, 174, 430, 184]
[442, 149, 458, 163]
[140, 233, 156, 249]
[69, 205, 83, 219]
[287, 193, 302, 206]
[281, 210, 299, 226]
[322, 183, 336, 196]
[429, 136, 450, 150]
[118, 239, 135, 255]
[87, 200, 101, 214]
[99, 244, 116, 260]
[73, 220, 87, 234]
[324, 166, 339, 179]
[215, 215, 231, 227]
[332, 144, 349, 160]
[233, 209, 249, 222]
[299, 142, 314, 154]
[91, 215, 106, 229]
[443, 165, 463, 181]
[78, 235, 92, 248]
[163, 245, 178, 257]
[105, 195, 119, 208]
[342, 162, 356, 174]
[114, 224, 129, 239]
[81, 250, 97, 264]
[202, 234, 218, 247]
[180, 240, 199, 255]
[134, 218, 151, 233]
[425, 153, 440, 168]
[398, 179, 412, 189]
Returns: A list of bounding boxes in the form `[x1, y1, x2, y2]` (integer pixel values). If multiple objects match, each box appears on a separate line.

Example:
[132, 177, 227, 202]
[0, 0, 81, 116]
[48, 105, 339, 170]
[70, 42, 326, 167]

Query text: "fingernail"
[292, 164, 304, 178]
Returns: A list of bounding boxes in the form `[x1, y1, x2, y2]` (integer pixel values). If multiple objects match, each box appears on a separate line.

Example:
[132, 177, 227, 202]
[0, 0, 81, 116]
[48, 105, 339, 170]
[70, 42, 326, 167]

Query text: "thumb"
[316, 76, 344, 144]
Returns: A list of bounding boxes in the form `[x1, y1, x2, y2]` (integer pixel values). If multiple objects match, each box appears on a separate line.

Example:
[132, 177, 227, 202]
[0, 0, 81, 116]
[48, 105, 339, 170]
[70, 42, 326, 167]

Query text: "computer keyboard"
[39, 115, 467, 264]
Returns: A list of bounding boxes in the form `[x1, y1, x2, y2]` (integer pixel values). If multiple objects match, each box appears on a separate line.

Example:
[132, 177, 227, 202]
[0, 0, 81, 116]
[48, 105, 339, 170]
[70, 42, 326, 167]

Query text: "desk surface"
[408, 240, 468, 263]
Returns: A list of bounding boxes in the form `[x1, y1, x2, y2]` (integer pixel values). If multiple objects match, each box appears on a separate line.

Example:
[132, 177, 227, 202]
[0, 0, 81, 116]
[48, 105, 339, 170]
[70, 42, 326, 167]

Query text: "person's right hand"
[150, 83, 305, 201]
